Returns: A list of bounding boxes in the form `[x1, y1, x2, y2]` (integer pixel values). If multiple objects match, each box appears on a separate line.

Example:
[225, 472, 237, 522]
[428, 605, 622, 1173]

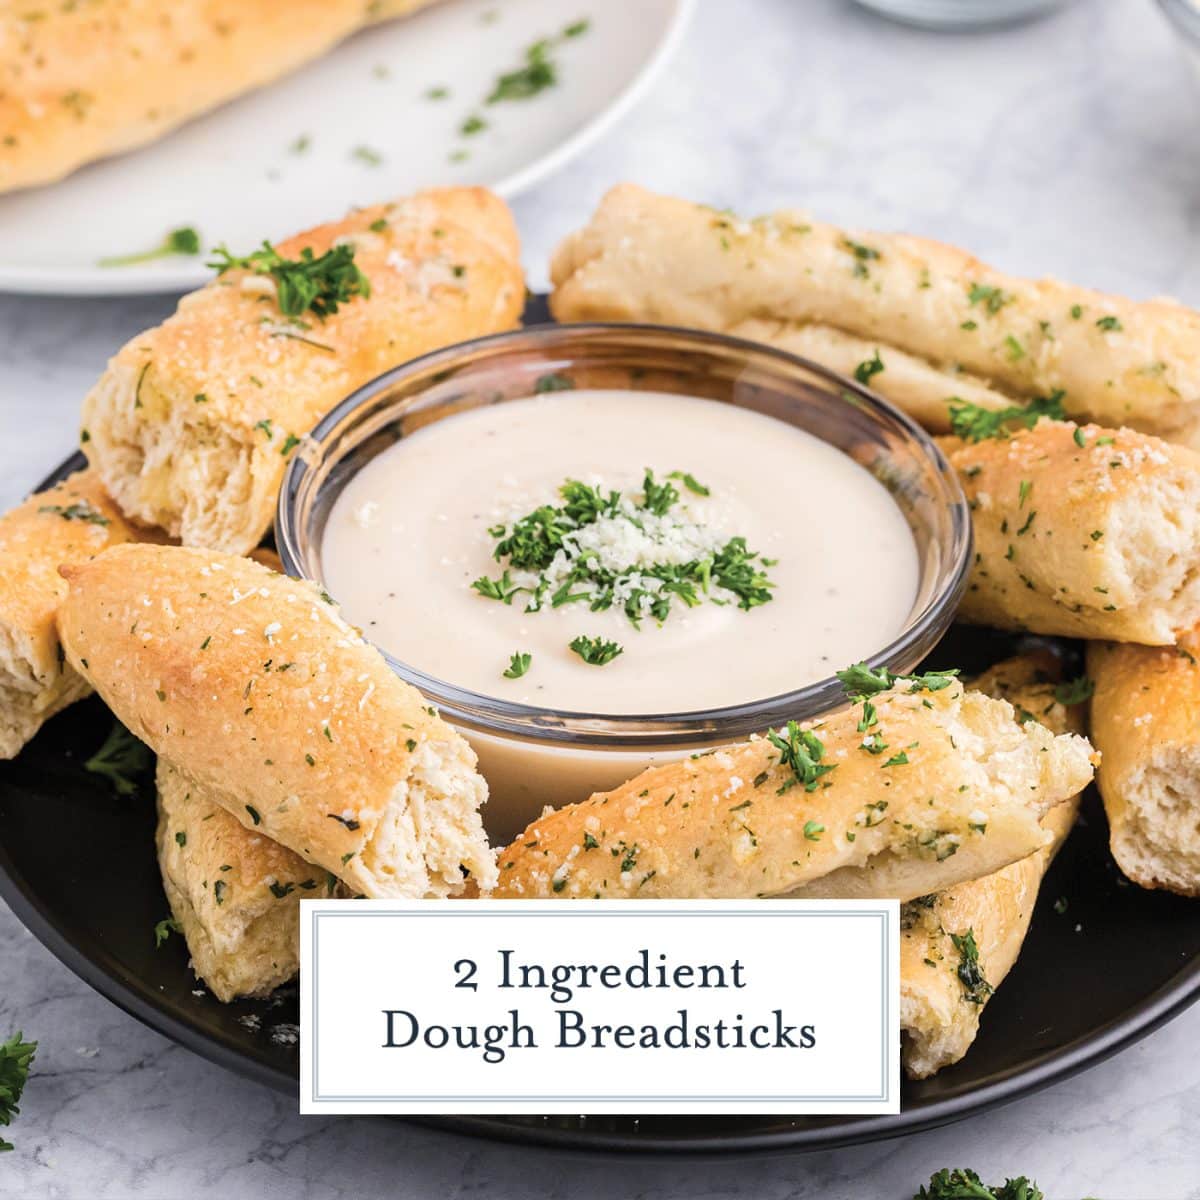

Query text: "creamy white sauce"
[321, 390, 919, 714]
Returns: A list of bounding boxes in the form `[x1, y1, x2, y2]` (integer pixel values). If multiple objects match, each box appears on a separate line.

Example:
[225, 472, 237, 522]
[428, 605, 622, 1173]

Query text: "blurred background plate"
[0, 0, 691, 297]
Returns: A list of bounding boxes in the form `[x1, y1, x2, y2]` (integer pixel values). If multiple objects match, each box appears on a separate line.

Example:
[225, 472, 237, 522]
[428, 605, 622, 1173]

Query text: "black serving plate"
[2, 301, 1199, 1155]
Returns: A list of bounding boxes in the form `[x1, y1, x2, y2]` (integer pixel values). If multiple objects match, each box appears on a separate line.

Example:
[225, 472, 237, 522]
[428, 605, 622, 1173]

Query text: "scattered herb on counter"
[425, 85, 450, 100]
[0, 1031, 37, 1152]
[1053, 675, 1094, 706]
[83, 720, 154, 797]
[460, 114, 488, 136]
[766, 721, 836, 793]
[916, 1168, 1043, 1200]
[210, 240, 370, 321]
[289, 134, 311, 154]
[154, 917, 182, 948]
[568, 635, 623, 666]
[37, 500, 109, 526]
[503, 651, 532, 679]
[948, 391, 1066, 442]
[98, 226, 201, 268]
[949, 928, 993, 1005]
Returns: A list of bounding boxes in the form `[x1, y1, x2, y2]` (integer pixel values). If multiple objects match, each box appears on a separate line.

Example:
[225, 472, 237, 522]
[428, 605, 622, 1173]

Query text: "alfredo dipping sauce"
[320, 389, 919, 714]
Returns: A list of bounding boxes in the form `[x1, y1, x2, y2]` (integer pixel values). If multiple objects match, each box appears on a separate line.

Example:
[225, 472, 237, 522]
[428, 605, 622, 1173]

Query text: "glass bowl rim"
[276, 321, 973, 746]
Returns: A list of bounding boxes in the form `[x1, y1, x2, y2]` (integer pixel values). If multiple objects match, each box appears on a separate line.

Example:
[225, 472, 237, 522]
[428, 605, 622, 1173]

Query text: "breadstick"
[0, 1, 437, 193]
[0, 468, 154, 759]
[57, 543, 496, 898]
[492, 674, 1094, 901]
[550, 184, 1200, 445]
[947, 419, 1200, 643]
[899, 655, 1083, 1078]
[156, 760, 344, 1002]
[1088, 632, 1200, 896]
[82, 187, 523, 553]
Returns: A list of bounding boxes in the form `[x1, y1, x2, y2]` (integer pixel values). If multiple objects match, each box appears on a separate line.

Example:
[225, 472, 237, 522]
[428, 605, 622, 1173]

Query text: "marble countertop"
[3, 0, 1200, 1196]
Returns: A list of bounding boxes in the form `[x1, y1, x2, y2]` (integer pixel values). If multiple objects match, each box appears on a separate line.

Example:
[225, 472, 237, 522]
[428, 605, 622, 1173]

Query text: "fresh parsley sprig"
[83, 720, 154, 797]
[209, 240, 370, 321]
[0, 1032, 37, 1152]
[503, 651, 532, 679]
[950, 927, 993, 1006]
[916, 1168, 1042, 1200]
[948, 391, 1066, 443]
[569, 636, 623, 666]
[837, 663, 960, 700]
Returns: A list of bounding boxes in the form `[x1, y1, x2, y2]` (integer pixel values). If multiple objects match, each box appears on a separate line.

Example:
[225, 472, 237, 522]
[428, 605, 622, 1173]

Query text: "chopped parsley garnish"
[803, 820, 824, 841]
[569, 635, 623, 666]
[1053, 675, 1094, 706]
[966, 282, 1011, 314]
[485, 20, 589, 105]
[83, 721, 153, 797]
[948, 391, 1066, 442]
[836, 663, 960, 700]
[460, 114, 488, 136]
[854, 349, 885, 385]
[0, 1031, 37, 1151]
[503, 651, 532, 679]
[534, 371, 574, 393]
[667, 470, 710, 496]
[209, 240, 370, 321]
[38, 500, 110, 526]
[99, 226, 201, 268]
[1095, 315, 1123, 332]
[766, 721, 836, 793]
[154, 917, 181, 948]
[351, 144, 384, 166]
[950, 928, 993, 1005]
[916, 1169, 1042, 1200]
[473, 471, 777, 632]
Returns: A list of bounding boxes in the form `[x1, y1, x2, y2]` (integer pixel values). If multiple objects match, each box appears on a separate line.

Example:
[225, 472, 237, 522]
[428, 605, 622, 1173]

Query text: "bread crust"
[899, 655, 1083, 1078]
[1088, 632, 1200, 896]
[0, 1, 437, 193]
[0, 468, 153, 758]
[549, 184, 1200, 445]
[947, 420, 1200, 642]
[58, 543, 496, 897]
[492, 678, 1094, 901]
[81, 188, 523, 553]
[156, 759, 342, 1002]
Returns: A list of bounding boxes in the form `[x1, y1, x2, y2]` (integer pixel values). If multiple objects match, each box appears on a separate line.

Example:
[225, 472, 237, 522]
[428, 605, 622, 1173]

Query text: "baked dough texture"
[0, 468, 151, 758]
[899, 656, 1083, 1078]
[492, 677, 1094, 901]
[58, 543, 497, 898]
[0, 1, 438, 193]
[156, 759, 342, 1002]
[81, 187, 523, 554]
[947, 420, 1200, 643]
[549, 184, 1200, 443]
[1088, 632, 1200, 896]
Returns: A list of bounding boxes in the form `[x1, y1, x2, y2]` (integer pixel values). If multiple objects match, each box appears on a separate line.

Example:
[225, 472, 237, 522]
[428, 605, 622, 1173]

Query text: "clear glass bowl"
[276, 324, 971, 840]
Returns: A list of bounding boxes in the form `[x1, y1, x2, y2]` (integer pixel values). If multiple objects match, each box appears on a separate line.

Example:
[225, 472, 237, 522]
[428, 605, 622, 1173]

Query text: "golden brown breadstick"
[947, 419, 1200, 643]
[0, 468, 156, 758]
[1088, 632, 1200, 896]
[58, 543, 496, 898]
[550, 184, 1200, 444]
[156, 760, 344, 1002]
[899, 655, 1083, 1078]
[492, 674, 1094, 901]
[82, 188, 523, 553]
[0, 1, 438, 193]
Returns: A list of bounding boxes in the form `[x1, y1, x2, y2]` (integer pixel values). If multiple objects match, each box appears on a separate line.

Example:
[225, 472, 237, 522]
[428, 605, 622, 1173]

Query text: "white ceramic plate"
[0, 0, 691, 296]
